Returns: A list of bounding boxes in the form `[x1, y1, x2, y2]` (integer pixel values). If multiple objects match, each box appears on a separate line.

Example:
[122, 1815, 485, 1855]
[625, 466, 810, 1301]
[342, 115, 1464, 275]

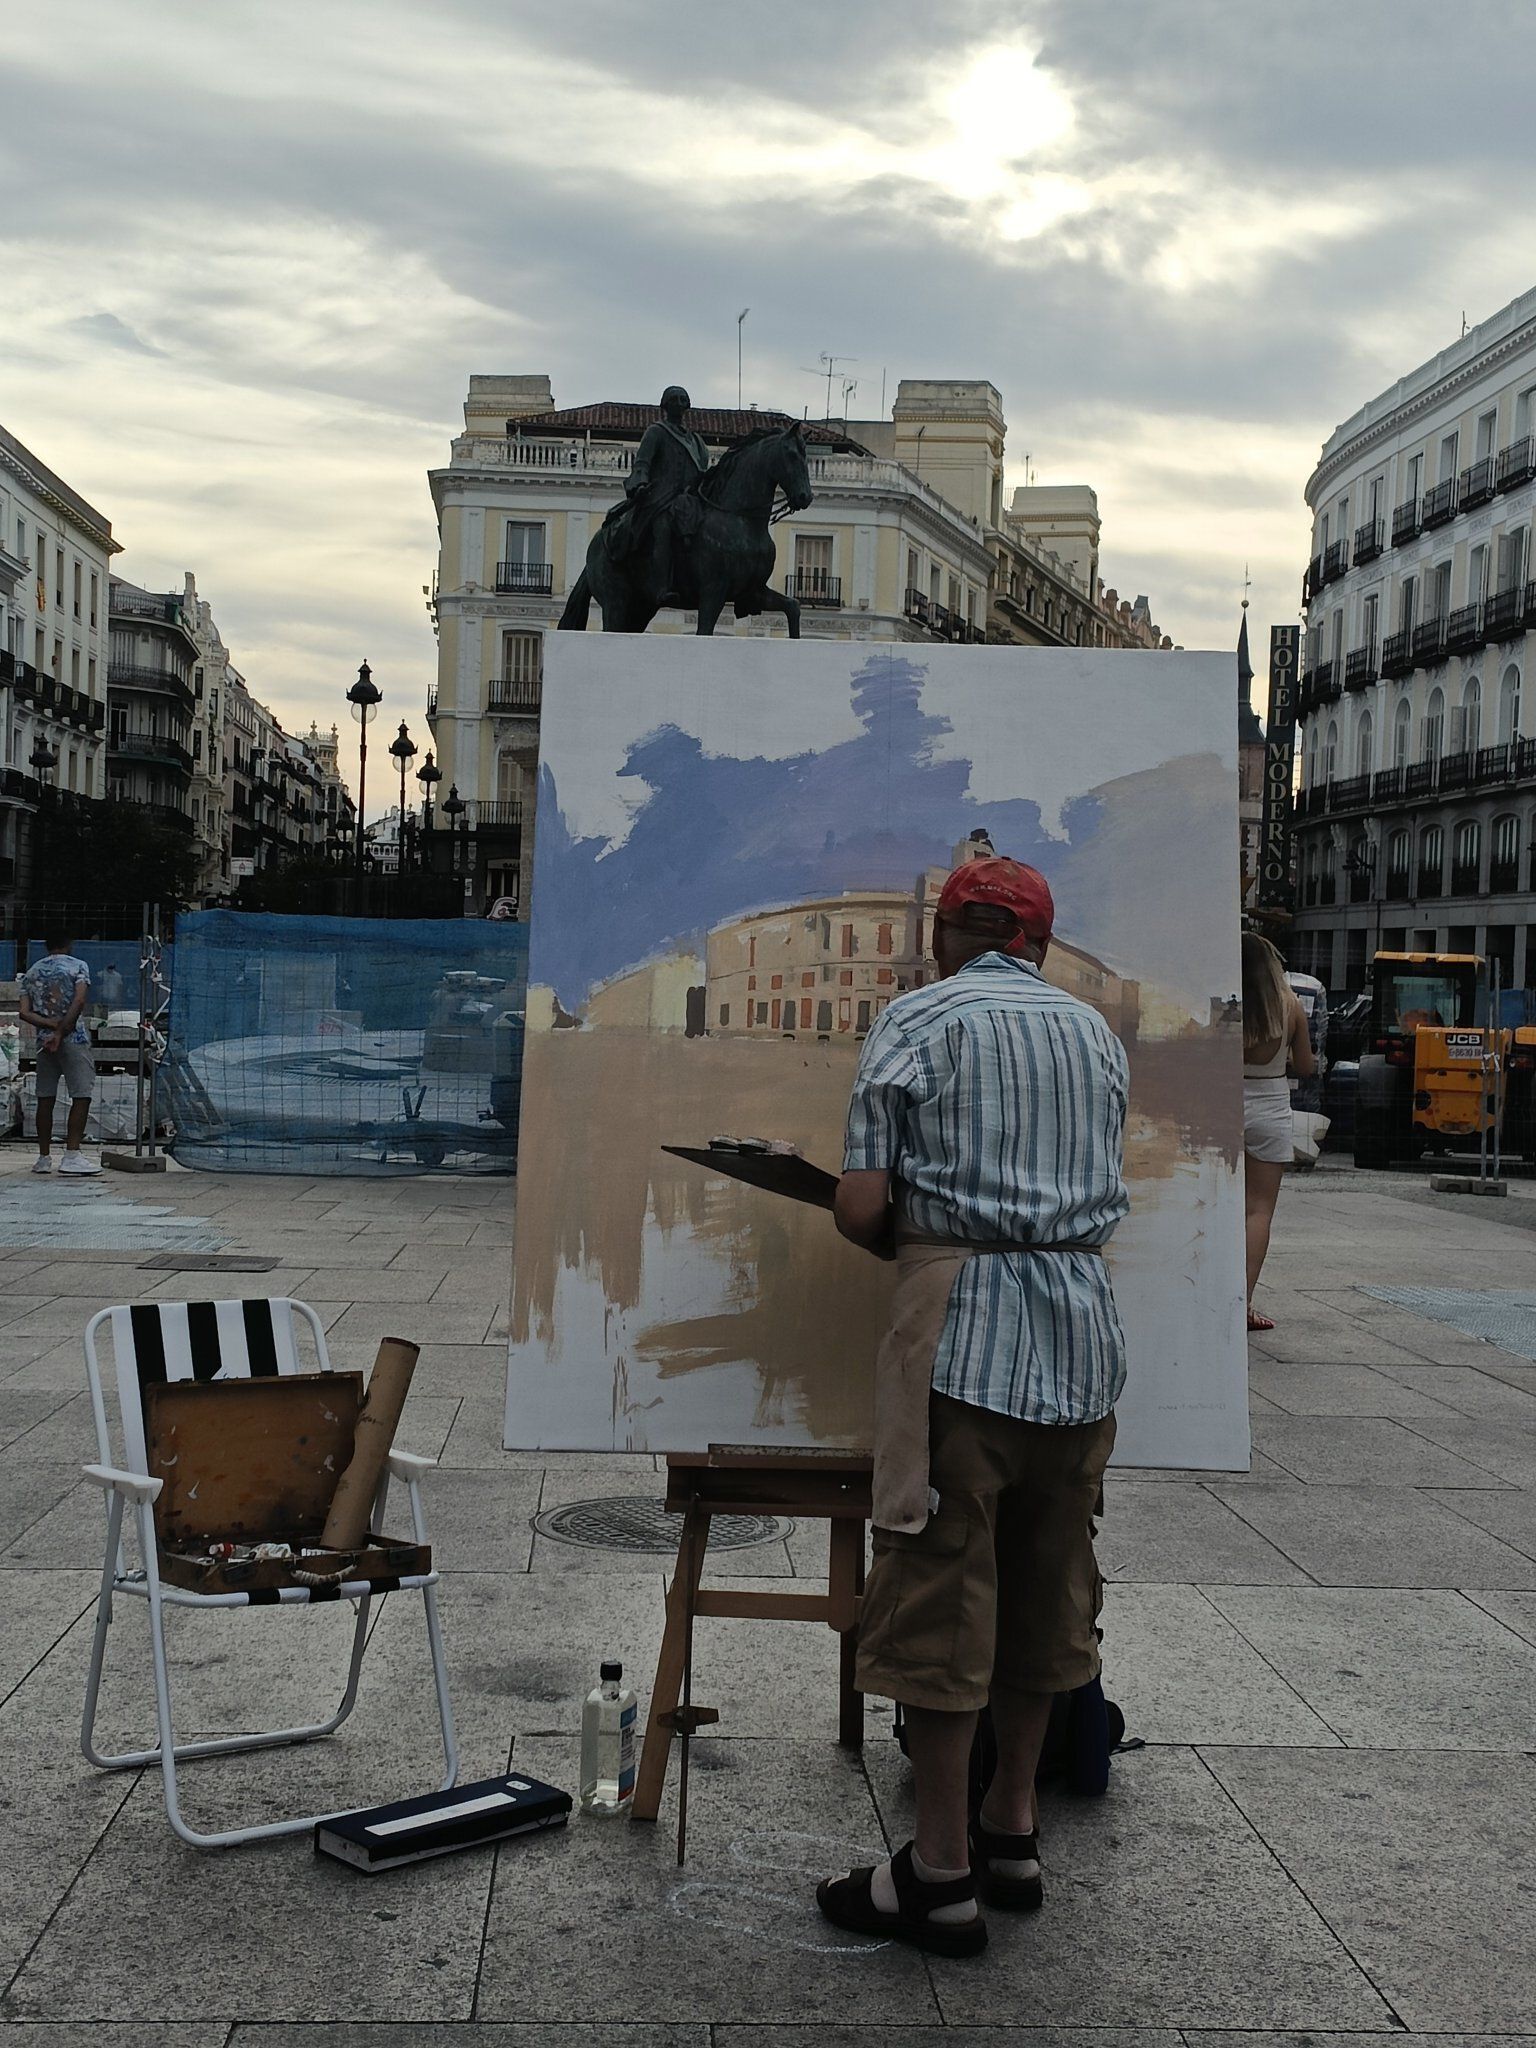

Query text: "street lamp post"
[346, 659, 382, 873]
[442, 782, 466, 882]
[388, 720, 417, 844]
[1344, 835, 1382, 984]
[416, 748, 442, 850]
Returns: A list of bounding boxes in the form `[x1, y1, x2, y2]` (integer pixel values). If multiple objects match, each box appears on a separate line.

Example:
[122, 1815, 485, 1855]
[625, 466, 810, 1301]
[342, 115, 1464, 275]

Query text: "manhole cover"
[532, 1496, 793, 1553]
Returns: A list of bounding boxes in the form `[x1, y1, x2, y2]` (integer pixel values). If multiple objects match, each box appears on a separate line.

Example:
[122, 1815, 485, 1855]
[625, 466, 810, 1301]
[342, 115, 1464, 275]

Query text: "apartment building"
[0, 426, 114, 923]
[1291, 288, 1536, 991]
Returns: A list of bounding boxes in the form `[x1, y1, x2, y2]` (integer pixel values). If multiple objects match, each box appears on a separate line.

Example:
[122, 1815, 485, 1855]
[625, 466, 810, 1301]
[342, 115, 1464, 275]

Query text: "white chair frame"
[80, 1297, 458, 1849]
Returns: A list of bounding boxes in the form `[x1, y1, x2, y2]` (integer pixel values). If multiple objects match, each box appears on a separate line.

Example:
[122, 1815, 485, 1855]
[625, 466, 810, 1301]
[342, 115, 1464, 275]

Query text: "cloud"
[65, 311, 166, 356]
[1, 0, 1533, 775]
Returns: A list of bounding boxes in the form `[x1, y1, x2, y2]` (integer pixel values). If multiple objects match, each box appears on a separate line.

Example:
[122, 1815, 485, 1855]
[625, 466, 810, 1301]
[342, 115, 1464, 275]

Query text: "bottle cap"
[600, 1659, 622, 1681]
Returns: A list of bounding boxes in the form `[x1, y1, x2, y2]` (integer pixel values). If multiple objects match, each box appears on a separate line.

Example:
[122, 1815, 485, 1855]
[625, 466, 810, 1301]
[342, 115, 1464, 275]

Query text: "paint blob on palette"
[506, 637, 1248, 1470]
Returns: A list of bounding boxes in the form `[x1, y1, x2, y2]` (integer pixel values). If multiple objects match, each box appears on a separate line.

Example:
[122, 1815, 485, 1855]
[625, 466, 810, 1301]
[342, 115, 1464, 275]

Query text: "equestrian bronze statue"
[558, 385, 815, 637]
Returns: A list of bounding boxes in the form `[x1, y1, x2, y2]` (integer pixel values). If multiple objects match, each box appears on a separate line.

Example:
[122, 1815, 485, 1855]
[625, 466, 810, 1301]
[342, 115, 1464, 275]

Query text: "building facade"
[0, 426, 115, 924]
[426, 375, 1175, 915]
[106, 579, 199, 848]
[1291, 288, 1536, 992]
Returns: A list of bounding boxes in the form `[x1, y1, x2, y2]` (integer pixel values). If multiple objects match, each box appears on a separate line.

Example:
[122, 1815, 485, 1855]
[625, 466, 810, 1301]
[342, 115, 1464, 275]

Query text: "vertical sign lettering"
[1258, 624, 1299, 908]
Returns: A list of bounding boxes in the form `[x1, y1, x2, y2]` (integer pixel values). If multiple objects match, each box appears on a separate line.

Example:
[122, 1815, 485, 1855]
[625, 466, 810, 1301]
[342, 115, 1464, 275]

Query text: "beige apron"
[871, 1233, 1104, 1535]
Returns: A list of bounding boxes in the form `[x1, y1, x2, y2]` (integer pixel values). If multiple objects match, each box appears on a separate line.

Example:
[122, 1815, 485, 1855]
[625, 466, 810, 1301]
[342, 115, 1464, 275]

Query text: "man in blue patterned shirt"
[19, 933, 101, 1177]
[818, 857, 1128, 1958]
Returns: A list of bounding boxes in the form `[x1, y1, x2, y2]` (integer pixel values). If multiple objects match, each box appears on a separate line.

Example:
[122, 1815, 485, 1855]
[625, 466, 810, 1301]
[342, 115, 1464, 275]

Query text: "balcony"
[494, 561, 554, 595]
[1486, 587, 1524, 638]
[117, 798, 193, 836]
[1318, 874, 1337, 905]
[426, 688, 439, 719]
[904, 587, 932, 625]
[1417, 863, 1444, 898]
[1381, 629, 1414, 677]
[108, 663, 195, 707]
[1405, 760, 1436, 795]
[1437, 750, 1471, 791]
[1527, 578, 1536, 627]
[1330, 774, 1371, 812]
[1421, 478, 1457, 528]
[785, 571, 842, 608]
[1349, 865, 1373, 903]
[1391, 498, 1420, 545]
[1321, 539, 1349, 584]
[1412, 617, 1447, 663]
[487, 677, 543, 715]
[1385, 864, 1412, 898]
[1450, 861, 1481, 895]
[1373, 766, 1404, 803]
[1459, 456, 1495, 510]
[1491, 857, 1520, 893]
[1304, 553, 1323, 603]
[1496, 436, 1535, 491]
[1476, 743, 1513, 782]
[1313, 659, 1340, 702]
[110, 587, 180, 623]
[1353, 517, 1385, 565]
[109, 731, 194, 778]
[1445, 601, 1486, 654]
[463, 800, 523, 835]
[1344, 643, 1378, 690]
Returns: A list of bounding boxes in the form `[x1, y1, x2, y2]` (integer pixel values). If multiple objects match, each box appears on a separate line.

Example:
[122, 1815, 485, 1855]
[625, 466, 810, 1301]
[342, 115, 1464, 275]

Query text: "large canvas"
[507, 637, 1248, 1469]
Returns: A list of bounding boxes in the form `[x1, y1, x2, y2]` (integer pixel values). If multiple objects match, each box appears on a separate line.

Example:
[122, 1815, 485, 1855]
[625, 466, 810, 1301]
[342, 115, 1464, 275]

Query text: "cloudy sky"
[5, 0, 1534, 788]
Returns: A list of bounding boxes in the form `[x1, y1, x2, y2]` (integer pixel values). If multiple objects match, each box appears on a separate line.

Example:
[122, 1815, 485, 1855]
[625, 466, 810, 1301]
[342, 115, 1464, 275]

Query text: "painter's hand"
[42, 1029, 62, 1055]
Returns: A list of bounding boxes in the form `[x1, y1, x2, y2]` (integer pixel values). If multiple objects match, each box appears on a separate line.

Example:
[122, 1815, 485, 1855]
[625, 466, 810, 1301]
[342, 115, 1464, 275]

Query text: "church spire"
[1237, 585, 1263, 743]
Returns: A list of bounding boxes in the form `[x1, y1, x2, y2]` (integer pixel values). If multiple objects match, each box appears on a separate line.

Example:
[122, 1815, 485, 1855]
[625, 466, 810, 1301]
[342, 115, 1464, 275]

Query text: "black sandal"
[817, 1841, 987, 1957]
[970, 1816, 1043, 1911]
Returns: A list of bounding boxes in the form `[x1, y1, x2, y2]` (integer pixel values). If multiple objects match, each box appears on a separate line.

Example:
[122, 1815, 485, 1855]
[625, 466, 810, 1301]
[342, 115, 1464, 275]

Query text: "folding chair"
[81, 1297, 458, 1849]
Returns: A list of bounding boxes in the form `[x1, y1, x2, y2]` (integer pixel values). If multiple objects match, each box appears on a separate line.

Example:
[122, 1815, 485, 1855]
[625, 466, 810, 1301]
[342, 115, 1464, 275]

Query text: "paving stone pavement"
[1, 1147, 1534, 2040]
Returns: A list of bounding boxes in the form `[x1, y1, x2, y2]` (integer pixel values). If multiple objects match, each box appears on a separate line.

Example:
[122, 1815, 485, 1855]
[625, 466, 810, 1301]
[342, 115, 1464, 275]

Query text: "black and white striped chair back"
[95, 1298, 330, 1479]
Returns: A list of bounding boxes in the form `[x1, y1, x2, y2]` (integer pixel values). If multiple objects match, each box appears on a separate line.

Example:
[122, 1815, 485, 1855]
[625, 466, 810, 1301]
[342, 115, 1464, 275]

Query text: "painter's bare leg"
[979, 1684, 1053, 1834]
[64, 1096, 91, 1153]
[902, 1704, 977, 1870]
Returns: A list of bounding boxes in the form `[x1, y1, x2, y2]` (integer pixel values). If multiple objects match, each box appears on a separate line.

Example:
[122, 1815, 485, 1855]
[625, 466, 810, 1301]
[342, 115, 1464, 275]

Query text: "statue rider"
[603, 385, 711, 594]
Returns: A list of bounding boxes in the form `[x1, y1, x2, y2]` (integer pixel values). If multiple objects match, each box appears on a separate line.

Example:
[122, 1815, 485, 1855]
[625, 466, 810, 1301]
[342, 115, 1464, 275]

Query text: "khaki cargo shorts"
[856, 1392, 1115, 1712]
[35, 1039, 95, 1102]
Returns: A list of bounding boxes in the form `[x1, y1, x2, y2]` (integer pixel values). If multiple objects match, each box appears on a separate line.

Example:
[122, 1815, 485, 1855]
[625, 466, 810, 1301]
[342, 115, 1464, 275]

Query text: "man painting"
[817, 857, 1129, 1958]
[19, 933, 102, 1176]
[603, 385, 711, 593]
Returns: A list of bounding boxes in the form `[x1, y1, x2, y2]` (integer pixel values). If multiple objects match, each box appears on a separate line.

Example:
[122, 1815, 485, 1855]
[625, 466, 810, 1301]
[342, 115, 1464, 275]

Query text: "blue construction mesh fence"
[166, 910, 527, 1176]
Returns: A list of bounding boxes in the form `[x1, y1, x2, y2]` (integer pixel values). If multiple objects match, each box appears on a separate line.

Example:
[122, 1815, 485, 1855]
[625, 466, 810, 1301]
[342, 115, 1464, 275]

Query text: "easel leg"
[632, 1506, 709, 1823]
[830, 1520, 866, 1750]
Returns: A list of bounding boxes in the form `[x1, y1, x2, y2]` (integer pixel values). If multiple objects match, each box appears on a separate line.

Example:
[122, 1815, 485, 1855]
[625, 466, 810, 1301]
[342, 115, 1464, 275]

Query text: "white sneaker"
[58, 1153, 102, 1176]
[31, 1155, 53, 1175]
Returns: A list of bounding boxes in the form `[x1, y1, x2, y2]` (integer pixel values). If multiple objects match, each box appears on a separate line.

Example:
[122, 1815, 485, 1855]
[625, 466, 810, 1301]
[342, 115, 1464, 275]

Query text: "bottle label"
[617, 1699, 637, 1801]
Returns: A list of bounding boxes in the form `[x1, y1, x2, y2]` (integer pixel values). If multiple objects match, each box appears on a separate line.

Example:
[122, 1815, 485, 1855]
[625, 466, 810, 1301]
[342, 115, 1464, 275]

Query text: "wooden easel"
[633, 1445, 873, 1856]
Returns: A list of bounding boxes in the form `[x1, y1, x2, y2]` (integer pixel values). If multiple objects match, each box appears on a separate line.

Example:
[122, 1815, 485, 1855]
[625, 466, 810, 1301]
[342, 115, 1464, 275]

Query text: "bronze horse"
[558, 422, 815, 637]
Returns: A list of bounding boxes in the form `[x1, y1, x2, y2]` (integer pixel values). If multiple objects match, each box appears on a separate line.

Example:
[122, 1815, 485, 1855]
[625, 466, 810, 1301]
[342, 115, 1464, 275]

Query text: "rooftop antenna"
[799, 352, 857, 420]
[880, 366, 888, 416]
[736, 308, 749, 410]
[1242, 562, 1251, 609]
[1460, 310, 1469, 337]
[840, 374, 858, 417]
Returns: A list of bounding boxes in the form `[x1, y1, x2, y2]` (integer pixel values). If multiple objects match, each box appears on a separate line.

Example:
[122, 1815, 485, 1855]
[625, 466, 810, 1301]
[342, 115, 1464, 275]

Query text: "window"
[501, 631, 542, 684]
[1393, 697, 1412, 768]
[877, 922, 893, 955]
[1493, 814, 1520, 882]
[1387, 828, 1410, 882]
[1456, 675, 1481, 755]
[1420, 824, 1444, 883]
[1423, 687, 1445, 764]
[1430, 559, 1452, 620]
[72, 561, 81, 619]
[496, 751, 523, 803]
[770, 973, 782, 991]
[906, 548, 918, 596]
[1497, 523, 1529, 592]
[1355, 709, 1373, 778]
[1399, 574, 1417, 632]
[1439, 430, 1459, 483]
[1453, 819, 1481, 886]
[841, 922, 854, 958]
[1477, 409, 1497, 461]
[1319, 512, 1330, 552]
[504, 521, 545, 565]
[856, 999, 872, 1032]
[929, 563, 942, 605]
[1406, 451, 1423, 499]
[1368, 474, 1384, 521]
[755, 1002, 768, 1026]
[816, 1000, 832, 1032]
[948, 576, 961, 615]
[1323, 718, 1338, 781]
[719, 1004, 730, 1028]
[794, 533, 833, 598]
[70, 648, 79, 687]
[89, 571, 97, 629]
[1363, 592, 1378, 649]
[54, 547, 63, 609]
[1470, 542, 1489, 603]
[1336, 493, 1349, 532]
[1500, 663, 1522, 745]
[800, 998, 812, 1029]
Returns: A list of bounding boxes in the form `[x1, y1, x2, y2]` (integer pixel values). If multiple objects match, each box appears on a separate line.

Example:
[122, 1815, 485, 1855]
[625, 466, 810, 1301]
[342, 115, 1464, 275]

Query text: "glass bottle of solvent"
[579, 1659, 637, 1816]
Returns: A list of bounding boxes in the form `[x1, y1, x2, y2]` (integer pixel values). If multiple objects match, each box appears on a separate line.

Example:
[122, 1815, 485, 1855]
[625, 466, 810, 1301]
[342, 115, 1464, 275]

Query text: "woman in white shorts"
[1243, 931, 1315, 1331]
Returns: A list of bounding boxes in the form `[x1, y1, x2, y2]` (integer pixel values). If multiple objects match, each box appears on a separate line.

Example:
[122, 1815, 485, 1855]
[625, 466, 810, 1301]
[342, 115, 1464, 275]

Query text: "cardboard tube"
[320, 1337, 420, 1550]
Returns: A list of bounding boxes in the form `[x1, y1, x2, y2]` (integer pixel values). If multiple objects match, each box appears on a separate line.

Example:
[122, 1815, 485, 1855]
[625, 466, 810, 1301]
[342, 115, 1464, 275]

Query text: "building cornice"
[0, 432, 117, 552]
[1308, 310, 1536, 504]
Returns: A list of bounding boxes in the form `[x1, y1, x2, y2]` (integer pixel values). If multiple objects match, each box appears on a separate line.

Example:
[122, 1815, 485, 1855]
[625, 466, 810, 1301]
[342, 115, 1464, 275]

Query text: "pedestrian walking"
[817, 856, 1130, 1957]
[1242, 931, 1314, 1330]
[19, 934, 101, 1176]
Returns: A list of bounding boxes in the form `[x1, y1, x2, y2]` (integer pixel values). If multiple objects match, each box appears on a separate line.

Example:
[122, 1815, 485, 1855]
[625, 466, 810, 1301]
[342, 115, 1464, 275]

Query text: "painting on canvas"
[506, 636, 1247, 1468]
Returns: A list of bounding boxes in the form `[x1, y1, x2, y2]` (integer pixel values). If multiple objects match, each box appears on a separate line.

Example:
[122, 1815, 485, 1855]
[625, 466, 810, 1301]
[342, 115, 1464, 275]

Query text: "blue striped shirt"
[843, 952, 1130, 1425]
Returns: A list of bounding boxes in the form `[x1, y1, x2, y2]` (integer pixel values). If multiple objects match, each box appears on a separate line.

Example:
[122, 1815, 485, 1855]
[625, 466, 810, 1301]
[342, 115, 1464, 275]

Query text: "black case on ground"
[315, 1772, 572, 1871]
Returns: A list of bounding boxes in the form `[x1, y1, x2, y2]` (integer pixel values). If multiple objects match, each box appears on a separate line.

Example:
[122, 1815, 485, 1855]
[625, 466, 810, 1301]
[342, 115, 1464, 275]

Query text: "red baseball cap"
[936, 857, 1054, 952]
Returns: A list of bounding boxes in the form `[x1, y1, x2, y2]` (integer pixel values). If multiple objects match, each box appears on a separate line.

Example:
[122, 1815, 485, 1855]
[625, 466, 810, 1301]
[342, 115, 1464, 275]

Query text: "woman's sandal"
[970, 1816, 1044, 1911]
[1247, 1310, 1276, 1332]
[817, 1841, 987, 1957]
